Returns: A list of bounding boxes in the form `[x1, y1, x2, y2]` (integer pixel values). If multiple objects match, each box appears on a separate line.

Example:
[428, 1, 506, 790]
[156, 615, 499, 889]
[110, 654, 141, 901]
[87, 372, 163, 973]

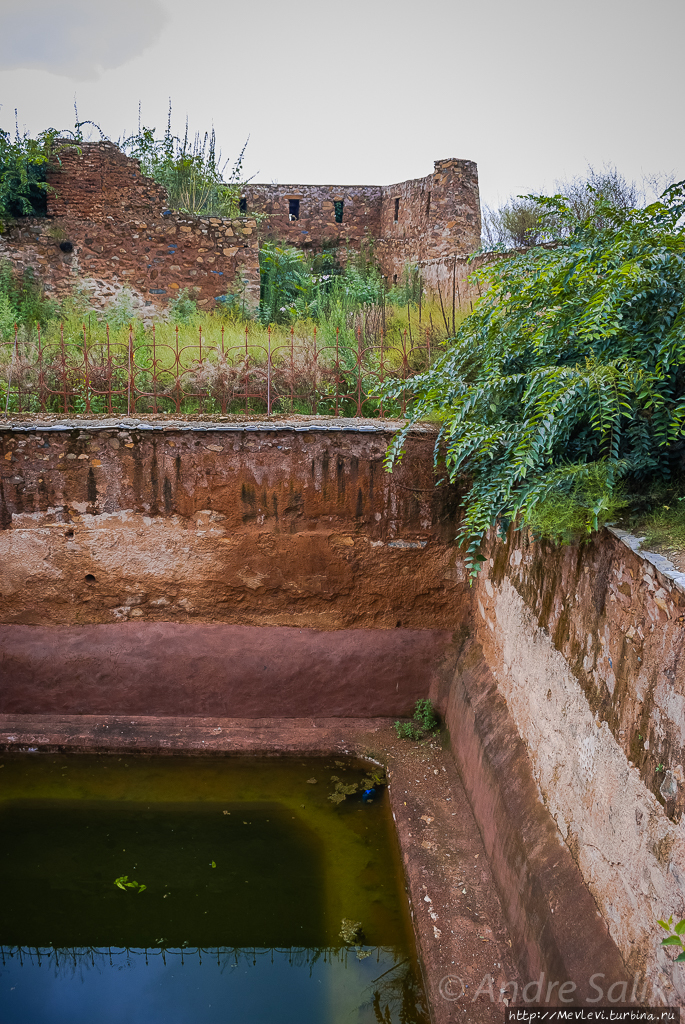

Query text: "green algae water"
[0, 754, 428, 1024]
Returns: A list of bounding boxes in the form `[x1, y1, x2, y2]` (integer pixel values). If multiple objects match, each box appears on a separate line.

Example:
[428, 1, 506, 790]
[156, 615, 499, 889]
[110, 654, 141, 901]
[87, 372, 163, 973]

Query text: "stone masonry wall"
[242, 157, 481, 282]
[470, 527, 685, 1002]
[1, 142, 260, 314]
[377, 158, 481, 281]
[241, 183, 382, 250]
[1, 147, 482, 310]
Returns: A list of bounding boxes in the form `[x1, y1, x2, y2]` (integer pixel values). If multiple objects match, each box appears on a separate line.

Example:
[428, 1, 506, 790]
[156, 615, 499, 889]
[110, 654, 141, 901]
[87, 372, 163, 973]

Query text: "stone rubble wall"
[240, 182, 383, 250]
[377, 158, 481, 279]
[1, 145, 482, 312]
[242, 157, 482, 282]
[1, 142, 260, 314]
[470, 527, 685, 1002]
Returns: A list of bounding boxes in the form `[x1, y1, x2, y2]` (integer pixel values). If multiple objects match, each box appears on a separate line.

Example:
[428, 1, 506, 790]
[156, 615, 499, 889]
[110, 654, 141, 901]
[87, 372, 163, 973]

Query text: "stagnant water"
[0, 754, 428, 1024]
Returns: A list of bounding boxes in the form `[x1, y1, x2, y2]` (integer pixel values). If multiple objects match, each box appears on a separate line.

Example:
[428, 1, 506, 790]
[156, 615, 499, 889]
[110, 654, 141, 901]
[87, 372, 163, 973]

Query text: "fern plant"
[383, 182, 685, 574]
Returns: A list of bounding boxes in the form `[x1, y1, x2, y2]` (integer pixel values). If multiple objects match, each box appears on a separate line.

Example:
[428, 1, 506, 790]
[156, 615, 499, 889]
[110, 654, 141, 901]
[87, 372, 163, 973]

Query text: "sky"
[0, 0, 683, 209]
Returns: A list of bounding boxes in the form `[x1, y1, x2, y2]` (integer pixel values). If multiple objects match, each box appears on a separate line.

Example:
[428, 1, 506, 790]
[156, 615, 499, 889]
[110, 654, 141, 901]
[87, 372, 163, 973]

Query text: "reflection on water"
[0, 946, 427, 1024]
[0, 756, 428, 1023]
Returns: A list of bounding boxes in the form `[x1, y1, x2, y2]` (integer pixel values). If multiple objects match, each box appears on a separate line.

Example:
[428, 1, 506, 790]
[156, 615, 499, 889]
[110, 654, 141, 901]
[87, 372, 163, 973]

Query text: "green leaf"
[674, 919, 685, 935]
[661, 936, 683, 946]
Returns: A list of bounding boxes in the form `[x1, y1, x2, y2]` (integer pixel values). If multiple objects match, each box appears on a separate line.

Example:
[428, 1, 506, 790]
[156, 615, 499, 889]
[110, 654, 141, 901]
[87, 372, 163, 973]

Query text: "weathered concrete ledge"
[0, 414, 432, 434]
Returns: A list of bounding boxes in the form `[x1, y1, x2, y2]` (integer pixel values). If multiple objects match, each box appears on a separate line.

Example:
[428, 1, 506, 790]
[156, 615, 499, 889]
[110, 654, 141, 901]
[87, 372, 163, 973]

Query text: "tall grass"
[0, 250, 472, 418]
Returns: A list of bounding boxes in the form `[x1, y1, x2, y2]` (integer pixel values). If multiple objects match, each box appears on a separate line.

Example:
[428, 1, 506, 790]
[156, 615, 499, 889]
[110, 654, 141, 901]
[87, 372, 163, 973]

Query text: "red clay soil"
[0, 623, 454, 718]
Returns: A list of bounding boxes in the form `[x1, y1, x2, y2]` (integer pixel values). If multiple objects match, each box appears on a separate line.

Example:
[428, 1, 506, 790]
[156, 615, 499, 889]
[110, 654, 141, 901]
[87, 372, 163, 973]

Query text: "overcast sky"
[0, 0, 683, 208]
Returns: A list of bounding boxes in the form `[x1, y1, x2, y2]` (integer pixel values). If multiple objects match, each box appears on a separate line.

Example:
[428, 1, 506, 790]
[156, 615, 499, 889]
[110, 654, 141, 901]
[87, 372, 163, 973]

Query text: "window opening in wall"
[239, 197, 247, 213]
[393, 198, 400, 223]
[334, 200, 344, 223]
[289, 199, 300, 221]
[426, 191, 431, 217]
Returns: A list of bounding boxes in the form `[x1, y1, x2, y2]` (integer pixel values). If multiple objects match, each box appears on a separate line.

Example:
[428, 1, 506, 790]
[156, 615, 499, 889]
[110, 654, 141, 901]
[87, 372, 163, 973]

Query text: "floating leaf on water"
[114, 874, 146, 893]
[339, 919, 363, 944]
[328, 791, 346, 804]
[306, 778, 317, 784]
[211, 861, 216, 868]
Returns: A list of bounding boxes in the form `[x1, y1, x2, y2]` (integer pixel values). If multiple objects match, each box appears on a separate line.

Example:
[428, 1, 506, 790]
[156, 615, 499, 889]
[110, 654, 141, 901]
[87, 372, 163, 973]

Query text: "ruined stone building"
[0, 142, 481, 314]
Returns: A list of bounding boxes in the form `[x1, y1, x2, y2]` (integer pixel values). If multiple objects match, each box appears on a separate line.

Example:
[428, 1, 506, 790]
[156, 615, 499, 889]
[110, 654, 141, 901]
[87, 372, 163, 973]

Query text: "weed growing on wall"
[120, 105, 249, 218]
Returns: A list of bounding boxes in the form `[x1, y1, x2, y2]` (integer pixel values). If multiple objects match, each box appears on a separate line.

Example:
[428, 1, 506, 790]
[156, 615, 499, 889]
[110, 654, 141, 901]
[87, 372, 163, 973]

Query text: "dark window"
[426, 191, 431, 217]
[393, 198, 400, 223]
[289, 199, 300, 221]
[393, 274, 398, 284]
[239, 197, 247, 213]
[334, 200, 344, 223]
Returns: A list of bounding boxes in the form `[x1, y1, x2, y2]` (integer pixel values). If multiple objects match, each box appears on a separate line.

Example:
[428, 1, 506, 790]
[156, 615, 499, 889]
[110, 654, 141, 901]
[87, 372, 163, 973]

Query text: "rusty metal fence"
[0, 322, 434, 418]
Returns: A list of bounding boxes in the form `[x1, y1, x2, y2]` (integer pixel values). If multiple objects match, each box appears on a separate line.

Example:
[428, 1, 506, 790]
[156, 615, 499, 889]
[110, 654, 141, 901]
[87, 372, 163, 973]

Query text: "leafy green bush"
[168, 288, 198, 324]
[384, 182, 685, 575]
[524, 465, 629, 544]
[0, 126, 62, 226]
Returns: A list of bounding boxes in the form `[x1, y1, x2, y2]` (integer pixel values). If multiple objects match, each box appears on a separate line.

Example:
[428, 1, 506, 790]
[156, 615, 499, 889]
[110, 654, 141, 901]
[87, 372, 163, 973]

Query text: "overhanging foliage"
[383, 184, 685, 574]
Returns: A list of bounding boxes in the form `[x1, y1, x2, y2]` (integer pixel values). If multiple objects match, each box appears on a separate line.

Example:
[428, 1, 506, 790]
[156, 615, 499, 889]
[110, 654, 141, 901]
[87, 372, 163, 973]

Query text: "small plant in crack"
[394, 698, 439, 741]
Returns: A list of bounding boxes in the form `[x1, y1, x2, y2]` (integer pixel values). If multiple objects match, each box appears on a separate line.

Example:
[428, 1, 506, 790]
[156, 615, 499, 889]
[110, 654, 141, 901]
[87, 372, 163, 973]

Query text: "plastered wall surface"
[0, 421, 468, 630]
[473, 529, 685, 1002]
[0, 420, 469, 719]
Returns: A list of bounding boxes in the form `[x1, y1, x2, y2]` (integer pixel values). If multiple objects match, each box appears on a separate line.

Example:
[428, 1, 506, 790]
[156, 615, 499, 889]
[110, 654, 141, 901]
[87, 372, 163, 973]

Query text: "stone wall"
[242, 157, 481, 281]
[240, 183, 382, 250]
[1, 146, 482, 311]
[468, 526, 685, 1003]
[377, 158, 481, 281]
[0, 142, 260, 314]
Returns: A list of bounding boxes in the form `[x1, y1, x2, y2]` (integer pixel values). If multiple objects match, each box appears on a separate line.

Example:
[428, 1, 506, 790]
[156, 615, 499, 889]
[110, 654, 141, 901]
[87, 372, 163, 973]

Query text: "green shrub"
[394, 698, 439, 741]
[384, 180, 685, 575]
